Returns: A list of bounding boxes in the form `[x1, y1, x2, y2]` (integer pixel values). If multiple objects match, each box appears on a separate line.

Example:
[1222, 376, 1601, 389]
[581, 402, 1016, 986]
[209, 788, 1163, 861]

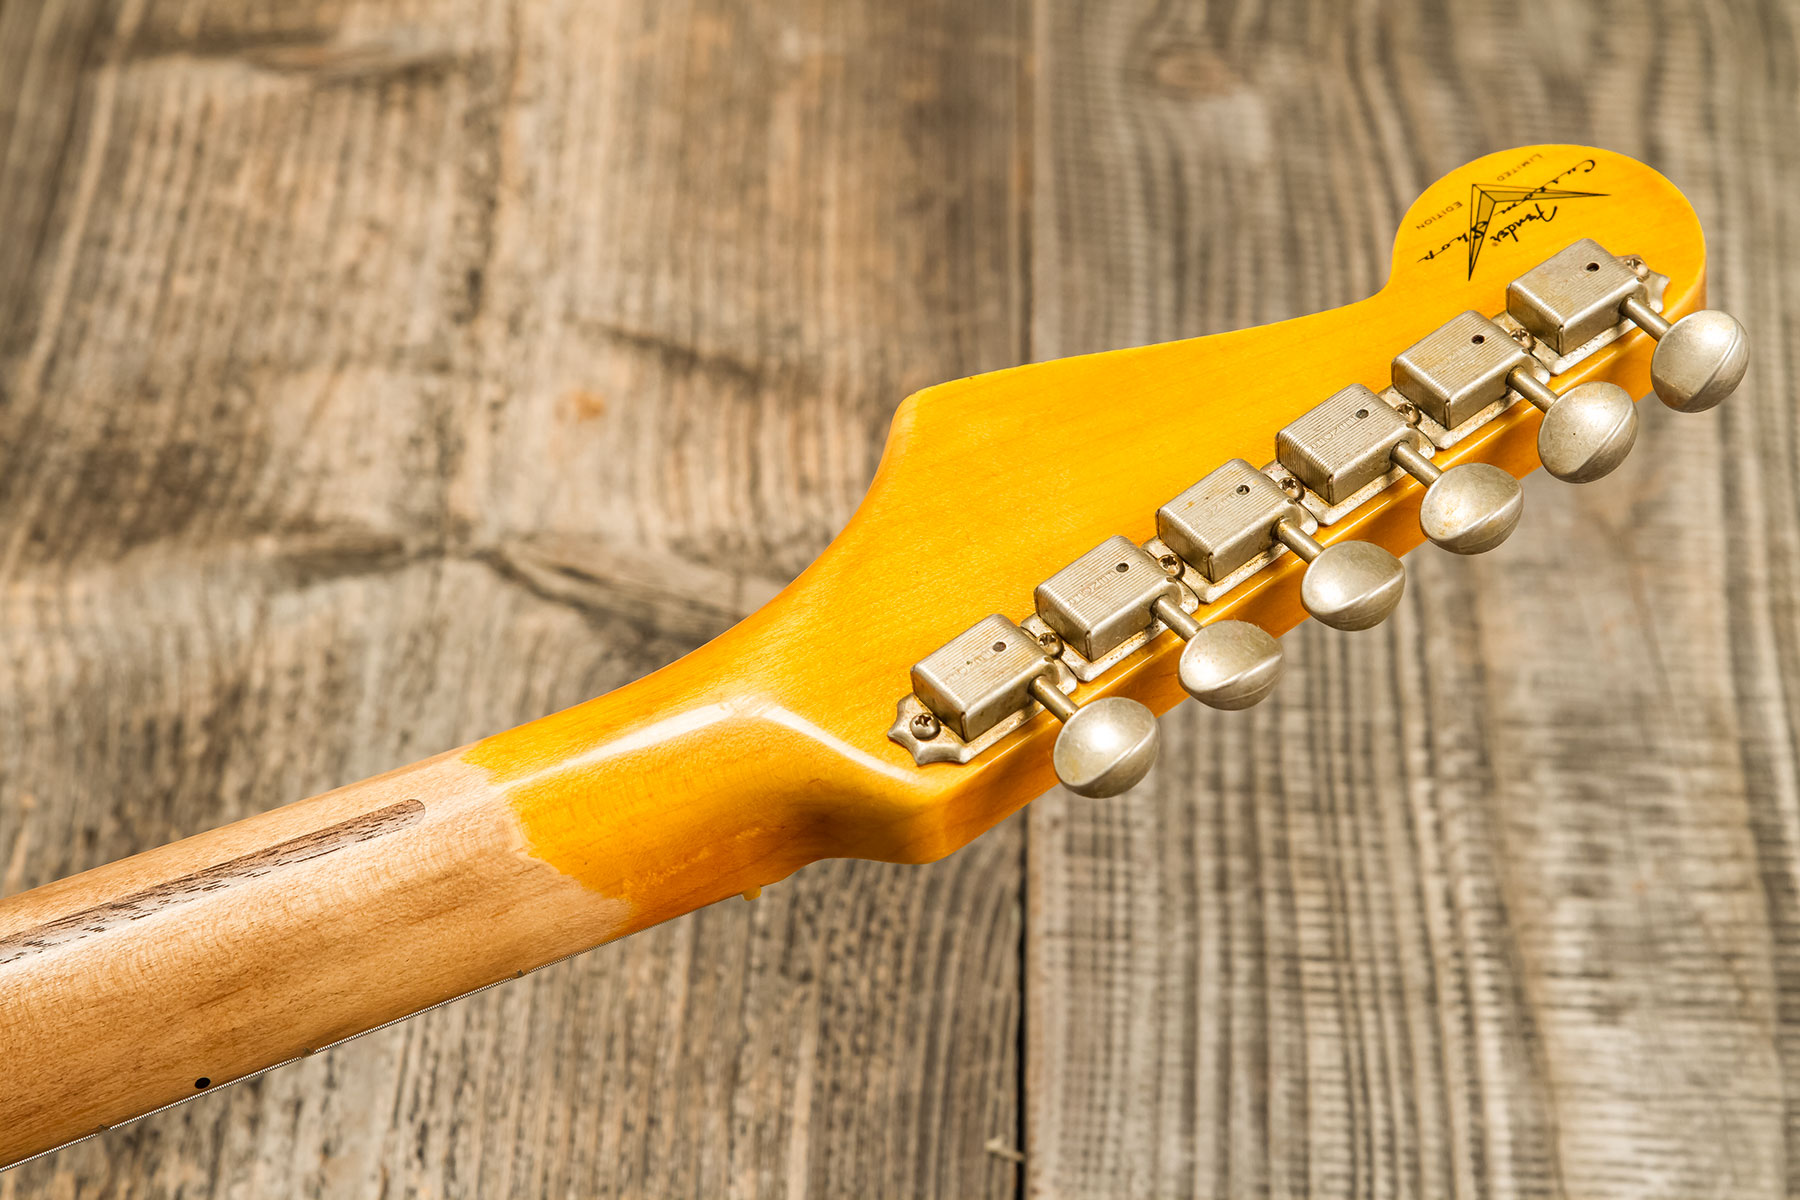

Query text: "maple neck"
[0, 634, 853, 1167]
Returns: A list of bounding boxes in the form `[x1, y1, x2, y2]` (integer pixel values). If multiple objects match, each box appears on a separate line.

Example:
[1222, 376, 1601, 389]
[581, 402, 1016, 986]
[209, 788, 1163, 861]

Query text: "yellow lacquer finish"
[466, 145, 1707, 933]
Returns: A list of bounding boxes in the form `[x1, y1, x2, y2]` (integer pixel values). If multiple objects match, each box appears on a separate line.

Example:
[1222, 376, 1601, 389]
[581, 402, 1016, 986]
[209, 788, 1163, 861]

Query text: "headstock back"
[494, 146, 1738, 887]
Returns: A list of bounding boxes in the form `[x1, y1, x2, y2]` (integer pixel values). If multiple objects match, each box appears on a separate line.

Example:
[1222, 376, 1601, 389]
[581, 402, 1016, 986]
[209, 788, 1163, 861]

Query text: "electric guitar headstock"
[621, 142, 1746, 868]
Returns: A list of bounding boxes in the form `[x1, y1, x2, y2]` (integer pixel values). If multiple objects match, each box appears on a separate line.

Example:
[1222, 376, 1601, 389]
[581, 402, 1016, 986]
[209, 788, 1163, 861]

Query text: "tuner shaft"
[1026, 674, 1077, 722]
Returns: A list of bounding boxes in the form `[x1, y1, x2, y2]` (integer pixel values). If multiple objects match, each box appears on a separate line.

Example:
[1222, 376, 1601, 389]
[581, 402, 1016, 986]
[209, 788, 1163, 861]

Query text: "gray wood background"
[1, 1, 1793, 1196]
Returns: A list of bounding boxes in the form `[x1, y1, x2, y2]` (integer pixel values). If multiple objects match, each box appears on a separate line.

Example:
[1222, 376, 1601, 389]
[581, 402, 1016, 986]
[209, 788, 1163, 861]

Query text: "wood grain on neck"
[0, 798, 424, 966]
[0, 709, 806, 1167]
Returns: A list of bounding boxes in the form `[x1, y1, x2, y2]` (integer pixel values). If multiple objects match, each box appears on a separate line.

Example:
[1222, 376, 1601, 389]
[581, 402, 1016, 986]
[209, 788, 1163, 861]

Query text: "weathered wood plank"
[1026, 1, 1799, 1197]
[0, 0, 1026, 1195]
[10, 0, 1798, 1196]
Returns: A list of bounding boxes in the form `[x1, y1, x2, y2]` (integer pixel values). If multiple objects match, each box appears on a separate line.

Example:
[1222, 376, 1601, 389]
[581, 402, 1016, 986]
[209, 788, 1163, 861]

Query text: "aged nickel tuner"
[1278, 384, 1523, 555]
[1034, 536, 1283, 711]
[1509, 238, 1748, 414]
[1394, 307, 1636, 485]
[909, 614, 1160, 798]
[1158, 460, 1404, 631]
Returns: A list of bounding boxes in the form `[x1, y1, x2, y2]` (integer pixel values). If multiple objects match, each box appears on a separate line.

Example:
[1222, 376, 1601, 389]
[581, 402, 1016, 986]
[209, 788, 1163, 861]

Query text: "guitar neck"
[0, 423, 1057, 1167]
[0, 629, 850, 1166]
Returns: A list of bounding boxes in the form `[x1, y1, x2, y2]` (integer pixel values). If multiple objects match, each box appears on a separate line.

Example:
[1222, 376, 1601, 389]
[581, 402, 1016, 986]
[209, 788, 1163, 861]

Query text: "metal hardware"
[1616, 295, 1749, 413]
[1507, 238, 1649, 356]
[892, 616, 1076, 766]
[893, 610, 1160, 796]
[1034, 536, 1184, 663]
[1021, 588, 1198, 683]
[1508, 237, 1746, 413]
[1276, 383, 1426, 507]
[1157, 455, 1403, 629]
[1272, 519, 1406, 631]
[1028, 678, 1161, 798]
[1391, 443, 1523, 554]
[1156, 459, 1312, 589]
[1148, 598, 1283, 710]
[1273, 384, 1519, 547]
[907, 614, 1066, 744]
[1507, 365, 1638, 483]
[1392, 310, 1543, 431]
[1501, 283, 1666, 379]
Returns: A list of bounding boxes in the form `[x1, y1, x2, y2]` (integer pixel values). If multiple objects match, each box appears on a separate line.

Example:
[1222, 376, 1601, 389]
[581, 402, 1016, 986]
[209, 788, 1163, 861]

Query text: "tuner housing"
[1034, 537, 1181, 663]
[1276, 384, 1425, 507]
[1507, 238, 1651, 356]
[909, 615, 1055, 744]
[1157, 459, 1309, 584]
[1392, 311, 1538, 431]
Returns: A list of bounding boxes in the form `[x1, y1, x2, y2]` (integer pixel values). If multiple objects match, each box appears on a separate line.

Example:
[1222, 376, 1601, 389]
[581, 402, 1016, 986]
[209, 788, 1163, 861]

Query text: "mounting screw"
[1158, 552, 1183, 578]
[1036, 629, 1064, 656]
[1279, 476, 1305, 501]
[1623, 255, 1649, 279]
[1394, 401, 1422, 427]
[910, 711, 941, 740]
[1510, 327, 1535, 350]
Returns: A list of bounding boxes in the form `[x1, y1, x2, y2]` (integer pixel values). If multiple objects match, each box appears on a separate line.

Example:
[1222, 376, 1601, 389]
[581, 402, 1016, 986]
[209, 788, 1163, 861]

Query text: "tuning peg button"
[1389, 443, 1523, 554]
[1618, 297, 1748, 413]
[1027, 678, 1160, 797]
[1149, 598, 1283, 710]
[1273, 519, 1405, 631]
[1507, 369, 1638, 483]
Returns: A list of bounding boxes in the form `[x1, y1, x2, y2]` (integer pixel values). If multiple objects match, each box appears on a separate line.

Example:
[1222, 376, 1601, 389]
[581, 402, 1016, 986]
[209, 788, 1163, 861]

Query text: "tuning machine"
[1035, 536, 1283, 711]
[907, 614, 1159, 797]
[1158, 460, 1405, 631]
[1278, 383, 1523, 554]
[1508, 239, 1748, 414]
[1392, 307, 1636, 484]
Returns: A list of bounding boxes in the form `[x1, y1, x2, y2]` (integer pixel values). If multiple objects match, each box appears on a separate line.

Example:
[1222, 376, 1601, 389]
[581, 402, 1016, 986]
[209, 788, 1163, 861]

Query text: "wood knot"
[1146, 45, 1241, 98]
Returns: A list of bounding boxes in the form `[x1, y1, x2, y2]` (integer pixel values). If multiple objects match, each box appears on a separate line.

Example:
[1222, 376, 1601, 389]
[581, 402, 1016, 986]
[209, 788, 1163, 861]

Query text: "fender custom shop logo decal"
[1413, 155, 1608, 279]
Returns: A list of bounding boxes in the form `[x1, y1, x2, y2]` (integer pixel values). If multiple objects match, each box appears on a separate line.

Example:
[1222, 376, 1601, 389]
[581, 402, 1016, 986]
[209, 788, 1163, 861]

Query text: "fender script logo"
[1416, 159, 1608, 279]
